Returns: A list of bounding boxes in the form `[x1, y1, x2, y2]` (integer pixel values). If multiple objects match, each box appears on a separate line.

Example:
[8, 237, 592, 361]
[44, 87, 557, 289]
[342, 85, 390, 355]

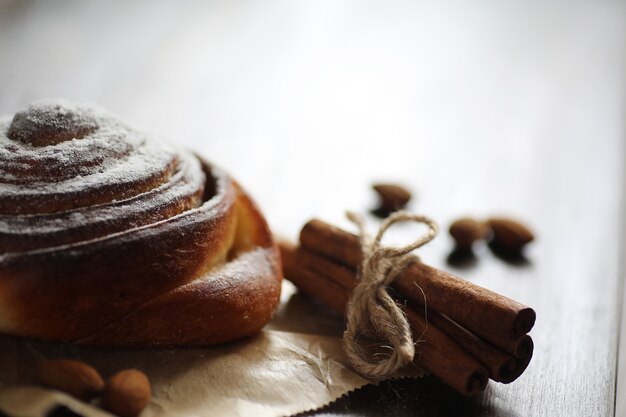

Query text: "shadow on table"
[446, 248, 480, 269]
[446, 245, 532, 269]
[299, 376, 510, 417]
[486, 243, 532, 268]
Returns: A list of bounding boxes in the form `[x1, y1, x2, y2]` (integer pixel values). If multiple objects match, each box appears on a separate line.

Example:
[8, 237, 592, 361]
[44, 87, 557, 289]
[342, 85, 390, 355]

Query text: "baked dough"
[0, 100, 282, 347]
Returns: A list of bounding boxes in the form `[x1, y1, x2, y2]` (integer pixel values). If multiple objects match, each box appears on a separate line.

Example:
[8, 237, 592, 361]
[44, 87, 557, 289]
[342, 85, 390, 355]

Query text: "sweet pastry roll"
[0, 100, 282, 346]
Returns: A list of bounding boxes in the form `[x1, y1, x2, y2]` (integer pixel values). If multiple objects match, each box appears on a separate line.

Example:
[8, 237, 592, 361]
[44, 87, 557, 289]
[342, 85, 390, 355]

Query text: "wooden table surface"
[1, 1, 625, 416]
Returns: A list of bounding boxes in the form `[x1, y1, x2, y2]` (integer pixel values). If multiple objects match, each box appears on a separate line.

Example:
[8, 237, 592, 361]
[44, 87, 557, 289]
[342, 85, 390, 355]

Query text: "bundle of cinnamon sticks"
[279, 219, 535, 396]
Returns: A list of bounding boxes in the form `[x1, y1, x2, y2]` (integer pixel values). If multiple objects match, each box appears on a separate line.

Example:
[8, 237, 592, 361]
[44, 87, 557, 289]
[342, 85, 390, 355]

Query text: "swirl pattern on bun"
[0, 100, 282, 347]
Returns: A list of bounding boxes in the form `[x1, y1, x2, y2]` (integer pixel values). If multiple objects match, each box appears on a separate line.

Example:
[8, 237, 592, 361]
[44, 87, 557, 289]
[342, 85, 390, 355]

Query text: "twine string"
[343, 210, 438, 379]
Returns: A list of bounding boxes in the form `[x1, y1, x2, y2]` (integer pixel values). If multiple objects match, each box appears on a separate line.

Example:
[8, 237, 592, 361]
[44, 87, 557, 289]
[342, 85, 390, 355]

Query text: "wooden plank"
[0, 1, 624, 415]
[616, 212, 626, 416]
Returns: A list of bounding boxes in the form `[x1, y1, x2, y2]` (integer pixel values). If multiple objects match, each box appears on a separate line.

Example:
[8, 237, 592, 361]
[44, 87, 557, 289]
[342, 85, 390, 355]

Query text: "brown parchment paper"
[0, 282, 423, 417]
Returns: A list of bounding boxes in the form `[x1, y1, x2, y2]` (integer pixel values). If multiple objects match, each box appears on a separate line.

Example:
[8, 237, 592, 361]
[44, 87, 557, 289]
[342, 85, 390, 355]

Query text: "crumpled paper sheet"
[0, 282, 423, 417]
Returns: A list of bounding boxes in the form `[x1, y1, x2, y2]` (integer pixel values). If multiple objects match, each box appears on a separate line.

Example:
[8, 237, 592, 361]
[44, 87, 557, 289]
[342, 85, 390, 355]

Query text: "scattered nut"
[487, 217, 534, 253]
[37, 359, 104, 400]
[372, 183, 412, 217]
[449, 218, 489, 250]
[102, 369, 151, 417]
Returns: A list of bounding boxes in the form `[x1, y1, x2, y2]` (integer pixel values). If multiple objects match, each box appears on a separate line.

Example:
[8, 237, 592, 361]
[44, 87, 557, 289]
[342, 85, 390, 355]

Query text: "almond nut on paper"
[37, 359, 104, 400]
[102, 369, 151, 417]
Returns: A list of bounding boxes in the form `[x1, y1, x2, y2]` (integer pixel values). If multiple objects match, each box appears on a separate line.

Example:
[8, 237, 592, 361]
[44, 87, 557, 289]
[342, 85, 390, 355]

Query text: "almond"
[449, 218, 489, 250]
[487, 217, 534, 253]
[37, 359, 104, 400]
[372, 183, 412, 217]
[102, 369, 151, 417]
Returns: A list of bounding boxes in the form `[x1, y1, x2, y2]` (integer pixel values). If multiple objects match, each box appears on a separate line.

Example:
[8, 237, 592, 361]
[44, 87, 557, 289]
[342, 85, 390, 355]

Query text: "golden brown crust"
[78, 186, 282, 347]
[0, 101, 282, 346]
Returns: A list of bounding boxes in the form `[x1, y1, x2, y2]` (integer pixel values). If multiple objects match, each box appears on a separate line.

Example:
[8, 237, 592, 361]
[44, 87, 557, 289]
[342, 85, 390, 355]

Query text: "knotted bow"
[343, 210, 438, 378]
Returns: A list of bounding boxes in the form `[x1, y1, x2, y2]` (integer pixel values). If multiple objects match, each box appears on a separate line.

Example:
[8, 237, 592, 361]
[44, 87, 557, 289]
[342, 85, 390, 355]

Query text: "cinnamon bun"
[0, 100, 282, 347]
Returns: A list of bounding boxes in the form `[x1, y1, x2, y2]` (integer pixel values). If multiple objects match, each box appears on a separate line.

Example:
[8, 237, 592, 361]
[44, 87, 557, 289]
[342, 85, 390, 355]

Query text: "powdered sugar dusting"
[0, 100, 182, 214]
[0, 100, 212, 253]
[8, 99, 100, 146]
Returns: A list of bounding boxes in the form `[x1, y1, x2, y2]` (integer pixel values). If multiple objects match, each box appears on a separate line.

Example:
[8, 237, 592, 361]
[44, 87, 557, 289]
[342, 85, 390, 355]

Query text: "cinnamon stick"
[294, 246, 532, 383]
[280, 241, 348, 314]
[423, 310, 518, 383]
[299, 220, 536, 341]
[280, 241, 489, 396]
